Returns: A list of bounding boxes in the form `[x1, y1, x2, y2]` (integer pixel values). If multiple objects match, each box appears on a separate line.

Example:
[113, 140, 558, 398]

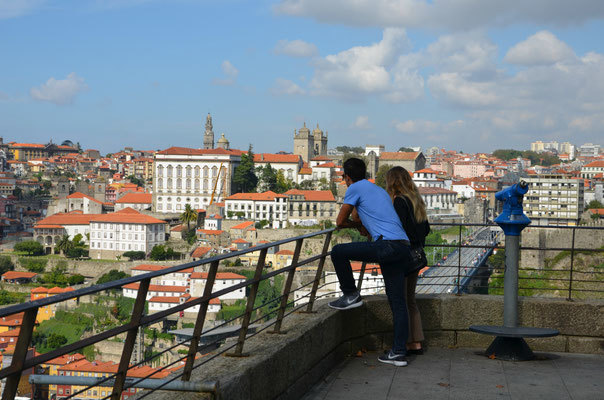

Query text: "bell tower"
[203, 113, 215, 149]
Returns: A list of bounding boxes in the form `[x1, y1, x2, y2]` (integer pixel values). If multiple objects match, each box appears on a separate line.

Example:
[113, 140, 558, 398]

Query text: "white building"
[418, 187, 458, 213]
[147, 294, 221, 315]
[88, 208, 167, 259]
[524, 174, 585, 226]
[153, 146, 244, 213]
[253, 153, 302, 183]
[33, 212, 94, 254]
[364, 145, 385, 157]
[323, 262, 384, 298]
[224, 191, 288, 228]
[413, 169, 444, 188]
[189, 272, 246, 302]
[122, 283, 188, 300]
[115, 192, 152, 211]
[581, 161, 604, 179]
[131, 264, 171, 285]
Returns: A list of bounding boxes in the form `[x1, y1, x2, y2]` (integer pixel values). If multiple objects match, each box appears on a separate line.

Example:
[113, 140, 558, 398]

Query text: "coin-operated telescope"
[494, 181, 531, 236]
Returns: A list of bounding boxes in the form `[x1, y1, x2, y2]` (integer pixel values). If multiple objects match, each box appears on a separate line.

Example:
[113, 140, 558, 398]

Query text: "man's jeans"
[331, 240, 413, 354]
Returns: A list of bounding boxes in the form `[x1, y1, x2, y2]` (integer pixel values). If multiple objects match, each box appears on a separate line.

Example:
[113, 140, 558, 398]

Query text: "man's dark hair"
[343, 157, 366, 182]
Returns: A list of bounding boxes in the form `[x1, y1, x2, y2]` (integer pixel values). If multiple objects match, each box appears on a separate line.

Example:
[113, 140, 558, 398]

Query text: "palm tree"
[180, 204, 198, 230]
[55, 235, 73, 255]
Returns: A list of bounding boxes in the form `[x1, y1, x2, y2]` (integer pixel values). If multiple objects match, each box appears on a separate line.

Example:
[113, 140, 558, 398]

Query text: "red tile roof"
[276, 249, 294, 255]
[132, 264, 170, 272]
[380, 151, 421, 161]
[230, 221, 255, 230]
[192, 246, 213, 258]
[190, 272, 246, 280]
[584, 161, 604, 168]
[66, 192, 103, 204]
[156, 146, 244, 156]
[225, 191, 287, 201]
[90, 208, 165, 224]
[254, 153, 301, 163]
[315, 162, 337, 168]
[232, 238, 249, 244]
[197, 229, 224, 235]
[116, 192, 152, 204]
[284, 189, 335, 201]
[2, 271, 37, 280]
[35, 213, 97, 227]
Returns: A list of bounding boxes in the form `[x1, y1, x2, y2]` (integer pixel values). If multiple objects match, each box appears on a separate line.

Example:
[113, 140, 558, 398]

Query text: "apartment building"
[524, 174, 585, 226]
[418, 187, 458, 213]
[284, 189, 336, 226]
[580, 161, 604, 179]
[224, 191, 288, 228]
[115, 192, 152, 211]
[253, 153, 302, 182]
[88, 208, 167, 259]
[152, 146, 244, 213]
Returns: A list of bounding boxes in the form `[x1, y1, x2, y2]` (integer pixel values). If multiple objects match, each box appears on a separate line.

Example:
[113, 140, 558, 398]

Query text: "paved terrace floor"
[302, 347, 603, 400]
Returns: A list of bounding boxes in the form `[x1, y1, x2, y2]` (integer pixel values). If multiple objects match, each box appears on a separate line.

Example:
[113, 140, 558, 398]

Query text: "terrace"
[0, 222, 602, 400]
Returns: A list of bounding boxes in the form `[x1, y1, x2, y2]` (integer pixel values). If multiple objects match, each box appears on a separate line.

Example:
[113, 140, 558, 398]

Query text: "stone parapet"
[148, 294, 603, 400]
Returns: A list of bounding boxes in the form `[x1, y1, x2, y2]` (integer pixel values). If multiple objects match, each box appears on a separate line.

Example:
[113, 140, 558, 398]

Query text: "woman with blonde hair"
[385, 166, 430, 354]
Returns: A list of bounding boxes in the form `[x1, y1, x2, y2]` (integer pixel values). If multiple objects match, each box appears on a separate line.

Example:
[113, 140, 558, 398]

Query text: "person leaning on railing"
[386, 166, 431, 355]
[329, 157, 414, 367]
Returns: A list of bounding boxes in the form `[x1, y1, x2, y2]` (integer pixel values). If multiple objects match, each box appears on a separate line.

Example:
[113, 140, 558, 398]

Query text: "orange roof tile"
[35, 213, 96, 227]
[284, 189, 335, 201]
[156, 146, 244, 156]
[190, 272, 246, 280]
[380, 151, 420, 161]
[253, 153, 301, 164]
[116, 192, 152, 204]
[230, 221, 255, 230]
[2, 271, 37, 280]
[192, 246, 212, 258]
[197, 229, 224, 235]
[225, 191, 287, 201]
[90, 208, 165, 224]
[276, 249, 294, 255]
[30, 287, 48, 294]
[232, 238, 249, 244]
[66, 192, 103, 204]
[132, 264, 170, 272]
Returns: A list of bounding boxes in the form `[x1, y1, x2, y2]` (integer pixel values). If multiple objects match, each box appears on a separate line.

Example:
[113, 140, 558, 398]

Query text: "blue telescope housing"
[494, 181, 531, 236]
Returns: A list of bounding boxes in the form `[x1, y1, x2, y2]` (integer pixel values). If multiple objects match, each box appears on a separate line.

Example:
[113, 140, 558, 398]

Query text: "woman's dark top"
[393, 195, 431, 248]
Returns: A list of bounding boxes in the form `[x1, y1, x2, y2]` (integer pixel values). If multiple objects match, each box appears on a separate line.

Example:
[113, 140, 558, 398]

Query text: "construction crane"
[209, 163, 225, 205]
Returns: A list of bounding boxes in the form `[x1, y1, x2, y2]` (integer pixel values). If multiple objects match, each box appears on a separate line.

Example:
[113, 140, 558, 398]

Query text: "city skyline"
[1, 1, 604, 154]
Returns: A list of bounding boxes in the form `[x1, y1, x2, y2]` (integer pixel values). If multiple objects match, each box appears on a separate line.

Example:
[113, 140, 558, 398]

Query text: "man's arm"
[336, 204, 362, 229]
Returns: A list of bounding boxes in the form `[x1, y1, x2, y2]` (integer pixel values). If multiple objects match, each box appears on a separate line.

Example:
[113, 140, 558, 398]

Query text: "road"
[416, 226, 500, 294]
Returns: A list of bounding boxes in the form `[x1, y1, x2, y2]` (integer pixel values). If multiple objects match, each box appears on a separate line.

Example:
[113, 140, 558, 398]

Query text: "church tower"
[293, 122, 313, 163]
[203, 113, 215, 149]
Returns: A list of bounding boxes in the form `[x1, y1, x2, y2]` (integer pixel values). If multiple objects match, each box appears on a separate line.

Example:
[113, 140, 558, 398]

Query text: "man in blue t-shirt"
[330, 157, 413, 367]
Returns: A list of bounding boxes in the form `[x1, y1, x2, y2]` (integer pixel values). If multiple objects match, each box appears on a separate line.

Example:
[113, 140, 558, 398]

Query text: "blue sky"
[1, 0, 604, 155]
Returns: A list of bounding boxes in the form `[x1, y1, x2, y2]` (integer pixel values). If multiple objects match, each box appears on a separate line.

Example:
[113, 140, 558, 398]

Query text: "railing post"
[271, 239, 303, 333]
[1, 307, 37, 400]
[182, 260, 219, 381]
[305, 231, 333, 312]
[229, 248, 267, 356]
[456, 224, 462, 294]
[111, 278, 150, 400]
[567, 227, 576, 301]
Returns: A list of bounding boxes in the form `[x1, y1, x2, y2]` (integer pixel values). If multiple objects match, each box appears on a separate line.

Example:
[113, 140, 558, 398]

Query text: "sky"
[1, 0, 604, 155]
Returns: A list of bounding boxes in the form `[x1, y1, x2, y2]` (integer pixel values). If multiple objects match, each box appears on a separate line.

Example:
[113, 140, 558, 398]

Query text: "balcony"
[0, 224, 602, 400]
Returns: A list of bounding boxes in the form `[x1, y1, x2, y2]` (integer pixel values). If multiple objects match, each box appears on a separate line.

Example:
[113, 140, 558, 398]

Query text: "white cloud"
[212, 60, 239, 86]
[352, 115, 371, 130]
[275, 0, 604, 30]
[309, 28, 423, 102]
[0, 0, 44, 19]
[30, 72, 88, 105]
[270, 78, 305, 95]
[428, 72, 499, 108]
[504, 31, 575, 65]
[274, 39, 318, 58]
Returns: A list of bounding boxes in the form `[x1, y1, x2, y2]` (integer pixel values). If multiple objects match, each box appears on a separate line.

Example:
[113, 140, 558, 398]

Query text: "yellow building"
[30, 286, 75, 322]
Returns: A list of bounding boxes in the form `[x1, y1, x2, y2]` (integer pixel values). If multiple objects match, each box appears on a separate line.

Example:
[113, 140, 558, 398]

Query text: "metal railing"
[0, 222, 602, 399]
[0, 229, 338, 400]
[416, 223, 604, 299]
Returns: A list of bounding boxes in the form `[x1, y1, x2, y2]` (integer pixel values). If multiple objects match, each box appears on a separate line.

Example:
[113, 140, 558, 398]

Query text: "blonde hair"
[385, 166, 428, 223]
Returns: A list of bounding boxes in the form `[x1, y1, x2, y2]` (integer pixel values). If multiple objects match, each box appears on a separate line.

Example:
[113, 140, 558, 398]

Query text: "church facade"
[293, 123, 328, 163]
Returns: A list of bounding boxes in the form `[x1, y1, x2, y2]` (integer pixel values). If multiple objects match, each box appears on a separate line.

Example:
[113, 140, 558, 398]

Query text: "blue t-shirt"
[343, 179, 409, 242]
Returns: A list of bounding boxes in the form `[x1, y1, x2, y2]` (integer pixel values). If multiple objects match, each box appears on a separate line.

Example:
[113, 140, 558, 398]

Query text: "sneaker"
[328, 292, 363, 310]
[378, 350, 408, 367]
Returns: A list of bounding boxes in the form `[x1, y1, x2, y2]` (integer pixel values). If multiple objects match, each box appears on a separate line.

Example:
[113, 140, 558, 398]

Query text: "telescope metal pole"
[503, 235, 519, 328]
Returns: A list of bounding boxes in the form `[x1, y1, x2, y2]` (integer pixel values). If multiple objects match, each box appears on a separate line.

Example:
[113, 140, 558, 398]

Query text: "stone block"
[455, 330, 496, 349]
[416, 294, 442, 331]
[351, 333, 384, 352]
[364, 296, 392, 334]
[521, 297, 604, 337]
[525, 335, 567, 353]
[424, 330, 455, 348]
[567, 336, 604, 355]
[441, 295, 503, 330]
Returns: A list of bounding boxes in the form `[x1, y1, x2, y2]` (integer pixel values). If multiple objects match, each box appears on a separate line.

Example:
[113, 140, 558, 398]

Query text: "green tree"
[122, 251, 145, 261]
[14, 241, 44, 256]
[0, 256, 14, 275]
[275, 170, 291, 193]
[150, 245, 166, 261]
[97, 269, 129, 285]
[586, 200, 604, 210]
[258, 163, 278, 192]
[398, 147, 415, 152]
[375, 164, 393, 189]
[56, 235, 73, 255]
[233, 145, 258, 192]
[127, 175, 145, 188]
[68, 274, 85, 285]
[179, 204, 198, 230]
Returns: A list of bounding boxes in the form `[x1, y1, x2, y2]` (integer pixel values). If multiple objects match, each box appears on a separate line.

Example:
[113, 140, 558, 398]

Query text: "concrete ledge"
[148, 294, 604, 400]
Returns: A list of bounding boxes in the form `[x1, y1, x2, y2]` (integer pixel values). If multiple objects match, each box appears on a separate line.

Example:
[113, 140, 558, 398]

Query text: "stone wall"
[148, 294, 603, 400]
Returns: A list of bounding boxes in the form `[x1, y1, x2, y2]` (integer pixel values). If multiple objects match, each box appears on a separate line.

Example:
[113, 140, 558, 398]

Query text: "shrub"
[19, 257, 47, 273]
[66, 247, 88, 258]
[0, 256, 14, 275]
[14, 241, 44, 256]
[122, 251, 145, 261]
[97, 269, 128, 285]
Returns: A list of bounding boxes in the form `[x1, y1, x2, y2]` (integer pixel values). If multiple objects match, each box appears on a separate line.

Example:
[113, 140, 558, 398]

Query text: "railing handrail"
[0, 228, 335, 318]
